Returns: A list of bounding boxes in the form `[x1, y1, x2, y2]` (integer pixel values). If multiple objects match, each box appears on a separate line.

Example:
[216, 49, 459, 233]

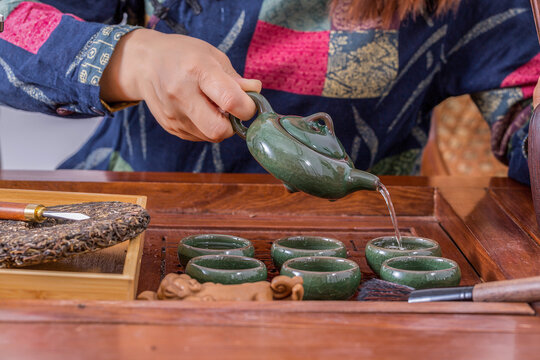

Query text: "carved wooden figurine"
[138, 273, 304, 301]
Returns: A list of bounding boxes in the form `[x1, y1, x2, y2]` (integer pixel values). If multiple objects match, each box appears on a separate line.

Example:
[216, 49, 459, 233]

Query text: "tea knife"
[0, 201, 90, 222]
[408, 276, 540, 303]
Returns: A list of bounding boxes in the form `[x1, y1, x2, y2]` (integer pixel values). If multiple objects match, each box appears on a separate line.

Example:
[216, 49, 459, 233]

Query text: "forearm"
[99, 28, 261, 142]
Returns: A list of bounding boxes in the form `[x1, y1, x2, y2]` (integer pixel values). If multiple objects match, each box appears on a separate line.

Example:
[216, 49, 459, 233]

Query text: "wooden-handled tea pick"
[529, 0, 540, 229]
[408, 276, 540, 303]
[0, 201, 90, 222]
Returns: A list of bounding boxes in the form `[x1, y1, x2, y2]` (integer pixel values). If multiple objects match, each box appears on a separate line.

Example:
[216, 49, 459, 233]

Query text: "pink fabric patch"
[501, 53, 540, 98]
[0, 2, 82, 54]
[244, 21, 329, 96]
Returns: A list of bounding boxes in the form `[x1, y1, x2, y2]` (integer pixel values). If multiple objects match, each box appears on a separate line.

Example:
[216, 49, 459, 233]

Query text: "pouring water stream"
[377, 182, 403, 248]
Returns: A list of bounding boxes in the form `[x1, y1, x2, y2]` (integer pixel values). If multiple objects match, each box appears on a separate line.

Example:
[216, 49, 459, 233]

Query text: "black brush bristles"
[357, 278, 414, 301]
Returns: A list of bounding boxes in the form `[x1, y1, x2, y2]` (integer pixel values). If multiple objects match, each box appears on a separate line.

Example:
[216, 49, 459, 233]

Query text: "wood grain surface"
[437, 187, 540, 281]
[0, 301, 538, 359]
[490, 187, 540, 245]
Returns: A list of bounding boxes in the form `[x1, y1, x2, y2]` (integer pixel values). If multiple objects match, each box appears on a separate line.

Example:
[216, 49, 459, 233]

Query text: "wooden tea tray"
[0, 171, 538, 359]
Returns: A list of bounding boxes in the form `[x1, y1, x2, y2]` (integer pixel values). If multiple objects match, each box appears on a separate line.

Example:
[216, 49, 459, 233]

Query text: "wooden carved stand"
[529, 0, 540, 231]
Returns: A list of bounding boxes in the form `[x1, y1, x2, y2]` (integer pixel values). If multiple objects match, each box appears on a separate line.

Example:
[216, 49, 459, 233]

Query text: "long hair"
[330, 0, 461, 29]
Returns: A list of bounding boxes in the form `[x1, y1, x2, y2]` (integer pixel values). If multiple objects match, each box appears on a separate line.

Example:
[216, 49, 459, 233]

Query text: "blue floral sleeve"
[0, 1, 140, 118]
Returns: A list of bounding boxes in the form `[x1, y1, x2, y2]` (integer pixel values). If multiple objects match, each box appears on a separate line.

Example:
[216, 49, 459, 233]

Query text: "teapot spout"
[346, 169, 380, 193]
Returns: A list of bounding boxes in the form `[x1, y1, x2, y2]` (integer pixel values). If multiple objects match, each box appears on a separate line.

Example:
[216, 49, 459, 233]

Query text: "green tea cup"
[185, 254, 267, 284]
[365, 236, 441, 275]
[380, 256, 461, 289]
[271, 236, 347, 269]
[178, 234, 254, 267]
[280, 256, 361, 300]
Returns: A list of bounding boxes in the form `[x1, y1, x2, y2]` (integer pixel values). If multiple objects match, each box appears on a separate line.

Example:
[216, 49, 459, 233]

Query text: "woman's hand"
[100, 29, 261, 142]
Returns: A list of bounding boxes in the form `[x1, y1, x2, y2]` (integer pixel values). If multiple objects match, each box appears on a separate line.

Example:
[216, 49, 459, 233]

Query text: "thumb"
[235, 78, 262, 93]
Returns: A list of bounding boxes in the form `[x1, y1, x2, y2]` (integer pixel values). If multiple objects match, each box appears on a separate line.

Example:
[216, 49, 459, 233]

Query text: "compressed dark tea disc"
[0, 201, 150, 268]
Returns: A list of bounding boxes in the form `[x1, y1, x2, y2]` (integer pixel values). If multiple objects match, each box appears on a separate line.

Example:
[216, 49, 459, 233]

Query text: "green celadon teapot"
[229, 92, 381, 200]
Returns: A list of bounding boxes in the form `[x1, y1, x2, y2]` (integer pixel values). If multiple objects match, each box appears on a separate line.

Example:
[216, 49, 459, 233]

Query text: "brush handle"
[0, 201, 45, 222]
[473, 276, 540, 302]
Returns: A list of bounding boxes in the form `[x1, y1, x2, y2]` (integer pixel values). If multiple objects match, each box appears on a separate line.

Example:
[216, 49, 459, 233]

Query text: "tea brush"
[357, 277, 540, 303]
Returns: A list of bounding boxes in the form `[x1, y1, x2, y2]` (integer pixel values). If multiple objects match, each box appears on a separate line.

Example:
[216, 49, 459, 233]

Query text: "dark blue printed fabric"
[0, 0, 538, 184]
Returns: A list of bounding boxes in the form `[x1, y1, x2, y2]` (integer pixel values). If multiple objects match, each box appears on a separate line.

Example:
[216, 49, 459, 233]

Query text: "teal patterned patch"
[323, 30, 398, 99]
[370, 149, 422, 175]
[259, 0, 330, 31]
[145, 0, 164, 18]
[108, 151, 134, 172]
[471, 88, 523, 126]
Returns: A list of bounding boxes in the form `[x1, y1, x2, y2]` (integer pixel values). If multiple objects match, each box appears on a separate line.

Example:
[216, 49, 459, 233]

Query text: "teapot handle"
[229, 92, 274, 140]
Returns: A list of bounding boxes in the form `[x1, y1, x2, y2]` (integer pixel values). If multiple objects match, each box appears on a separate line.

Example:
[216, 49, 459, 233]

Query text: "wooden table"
[0, 171, 539, 359]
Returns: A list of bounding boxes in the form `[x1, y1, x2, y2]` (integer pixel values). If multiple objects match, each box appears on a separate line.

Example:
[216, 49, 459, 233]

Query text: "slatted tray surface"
[139, 225, 480, 297]
[134, 183, 472, 303]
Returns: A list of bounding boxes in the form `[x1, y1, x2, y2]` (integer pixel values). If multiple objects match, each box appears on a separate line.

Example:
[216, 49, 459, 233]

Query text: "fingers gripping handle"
[229, 92, 273, 140]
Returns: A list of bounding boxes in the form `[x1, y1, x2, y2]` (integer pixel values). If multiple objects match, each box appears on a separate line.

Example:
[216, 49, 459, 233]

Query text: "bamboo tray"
[0, 188, 147, 300]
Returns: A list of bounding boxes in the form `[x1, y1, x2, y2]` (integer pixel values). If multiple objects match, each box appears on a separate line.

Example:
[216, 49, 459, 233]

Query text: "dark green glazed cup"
[271, 236, 347, 269]
[365, 236, 441, 275]
[280, 256, 361, 300]
[185, 254, 267, 284]
[380, 256, 461, 289]
[177, 234, 255, 267]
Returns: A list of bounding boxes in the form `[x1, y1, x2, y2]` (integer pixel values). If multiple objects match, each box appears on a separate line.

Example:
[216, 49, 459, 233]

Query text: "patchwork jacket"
[0, 0, 538, 184]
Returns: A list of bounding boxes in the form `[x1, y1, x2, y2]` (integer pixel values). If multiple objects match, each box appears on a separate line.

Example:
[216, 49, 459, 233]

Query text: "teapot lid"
[279, 112, 347, 160]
